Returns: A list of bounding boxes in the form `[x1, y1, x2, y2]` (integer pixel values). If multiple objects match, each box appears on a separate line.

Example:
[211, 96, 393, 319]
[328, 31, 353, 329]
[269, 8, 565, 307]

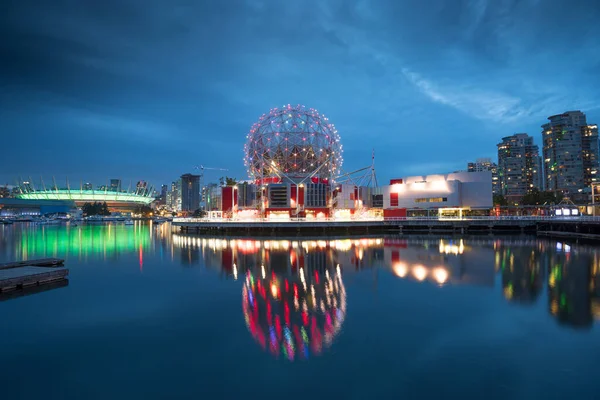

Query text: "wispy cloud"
[401, 68, 531, 123]
[61, 108, 180, 141]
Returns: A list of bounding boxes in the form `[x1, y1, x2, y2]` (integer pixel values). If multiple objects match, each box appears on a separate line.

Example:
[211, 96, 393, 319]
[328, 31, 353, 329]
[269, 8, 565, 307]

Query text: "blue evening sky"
[1, 0, 599, 189]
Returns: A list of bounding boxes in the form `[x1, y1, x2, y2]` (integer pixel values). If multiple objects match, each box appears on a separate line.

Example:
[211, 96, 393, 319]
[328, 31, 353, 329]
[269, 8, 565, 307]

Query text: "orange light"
[270, 283, 278, 298]
[433, 268, 448, 284]
[392, 262, 408, 278]
[412, 265, 427, 281]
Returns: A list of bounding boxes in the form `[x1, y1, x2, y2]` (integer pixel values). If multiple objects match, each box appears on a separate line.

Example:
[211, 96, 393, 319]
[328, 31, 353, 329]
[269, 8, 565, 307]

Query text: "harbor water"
[1, 222, 600, 399]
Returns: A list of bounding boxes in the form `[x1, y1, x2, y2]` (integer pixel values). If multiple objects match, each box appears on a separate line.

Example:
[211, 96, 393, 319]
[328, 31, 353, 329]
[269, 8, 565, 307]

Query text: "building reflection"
[242, 265, 346, 361]
[172, 236, 499, 290]
[0, 223, 154, 262]
[496, 245, 543, 304]
[547, 243, 600, 329]
[171, 235, 351, 360]
[384, 238, 495, 287]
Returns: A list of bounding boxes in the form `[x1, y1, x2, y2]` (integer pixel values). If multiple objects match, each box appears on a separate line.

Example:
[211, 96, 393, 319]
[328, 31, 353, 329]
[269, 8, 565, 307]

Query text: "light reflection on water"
[2, 223, 600, 397]
[2, 223, 600, 332]
[0, 221, 170, 263]
[172, 233, 600, 331]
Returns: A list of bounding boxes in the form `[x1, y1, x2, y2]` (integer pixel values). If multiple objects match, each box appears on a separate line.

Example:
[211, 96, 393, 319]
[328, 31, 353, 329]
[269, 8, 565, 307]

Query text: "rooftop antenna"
[371, 148, 378, 187]
[30, 176, 37, 192]
[40, 176, 50, 200]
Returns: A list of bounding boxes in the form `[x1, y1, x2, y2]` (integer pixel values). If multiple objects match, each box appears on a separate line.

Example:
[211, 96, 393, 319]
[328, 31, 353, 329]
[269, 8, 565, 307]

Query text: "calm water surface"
[1, 222, 600, 399]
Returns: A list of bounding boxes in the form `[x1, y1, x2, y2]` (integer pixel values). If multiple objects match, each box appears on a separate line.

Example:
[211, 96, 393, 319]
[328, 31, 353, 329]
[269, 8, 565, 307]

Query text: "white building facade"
[382, 171, 492, 214]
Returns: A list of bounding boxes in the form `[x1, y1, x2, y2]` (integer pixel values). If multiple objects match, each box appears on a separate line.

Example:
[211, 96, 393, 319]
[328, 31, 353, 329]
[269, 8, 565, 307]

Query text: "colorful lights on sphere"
[244, 104, 343, 183]
[242, 268, 346, 361]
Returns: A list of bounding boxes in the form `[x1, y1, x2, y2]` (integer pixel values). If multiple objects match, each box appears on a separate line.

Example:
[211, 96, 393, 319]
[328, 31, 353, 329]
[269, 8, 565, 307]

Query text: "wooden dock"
[0, 279, 68, 301]
[0, 257, 64, 270]
[0, 258, 68, 293]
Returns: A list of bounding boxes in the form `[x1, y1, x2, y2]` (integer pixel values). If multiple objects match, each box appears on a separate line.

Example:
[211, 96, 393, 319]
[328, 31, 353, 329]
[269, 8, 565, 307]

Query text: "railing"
[174, 217, 359, 223]
[173, 215, 600, 224]
[383, 216, 593, 221]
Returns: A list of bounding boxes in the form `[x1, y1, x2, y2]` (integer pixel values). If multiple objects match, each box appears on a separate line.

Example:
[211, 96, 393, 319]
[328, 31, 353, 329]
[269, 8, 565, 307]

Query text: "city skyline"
[2, 0, 599, 188]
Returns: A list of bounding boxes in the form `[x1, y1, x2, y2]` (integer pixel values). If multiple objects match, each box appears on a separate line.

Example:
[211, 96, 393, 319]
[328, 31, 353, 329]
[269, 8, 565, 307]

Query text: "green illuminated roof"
[16, 190, 154, 205]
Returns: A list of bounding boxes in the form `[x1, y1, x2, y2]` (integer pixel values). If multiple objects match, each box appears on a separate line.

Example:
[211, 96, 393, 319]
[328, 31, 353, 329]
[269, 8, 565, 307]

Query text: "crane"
[194, 165, 229, 173]
[194, 165, 229, 209]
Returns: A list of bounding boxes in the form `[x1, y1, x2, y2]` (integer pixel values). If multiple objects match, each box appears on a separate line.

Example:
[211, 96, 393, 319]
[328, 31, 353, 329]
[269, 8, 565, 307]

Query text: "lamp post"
[297, 183, 304, 219]
[592, 183, 599, 216]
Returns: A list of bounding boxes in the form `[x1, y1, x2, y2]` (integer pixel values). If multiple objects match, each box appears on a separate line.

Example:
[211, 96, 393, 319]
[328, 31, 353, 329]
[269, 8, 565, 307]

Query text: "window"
[415, 197, 448, 203]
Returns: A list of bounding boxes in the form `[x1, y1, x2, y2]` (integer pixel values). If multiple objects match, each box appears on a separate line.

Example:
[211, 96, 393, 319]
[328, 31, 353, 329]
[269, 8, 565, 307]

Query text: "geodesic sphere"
[244, 105, 343, 182]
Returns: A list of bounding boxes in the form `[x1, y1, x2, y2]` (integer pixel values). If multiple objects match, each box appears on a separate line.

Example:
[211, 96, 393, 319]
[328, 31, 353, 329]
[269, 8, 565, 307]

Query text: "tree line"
[81, 202, 110, 216]
[493, 189, 564, 206]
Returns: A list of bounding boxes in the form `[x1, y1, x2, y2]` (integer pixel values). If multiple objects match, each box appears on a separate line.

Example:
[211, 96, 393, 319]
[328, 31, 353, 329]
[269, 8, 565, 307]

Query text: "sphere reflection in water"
[242, 268, 346, 361]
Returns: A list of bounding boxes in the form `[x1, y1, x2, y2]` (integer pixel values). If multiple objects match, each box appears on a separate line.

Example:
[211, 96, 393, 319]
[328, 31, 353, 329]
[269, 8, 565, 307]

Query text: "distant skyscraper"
[542, 111, 599, 195]
[467, 158, 499, 194]
[83, 182, 93, 190]
[180, 174, 200, 212]
[0, 186, 10, 198]
[110, 179, 121, 192]
[497, 133, 541, 198]
[205, 183, 222, 211]
[168, 179, 182, 211]
[160, 184, 168, 204]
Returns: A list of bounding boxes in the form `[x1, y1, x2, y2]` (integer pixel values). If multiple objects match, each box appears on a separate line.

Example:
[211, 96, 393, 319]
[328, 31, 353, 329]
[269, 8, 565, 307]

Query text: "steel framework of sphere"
[244, 105, 343, 184]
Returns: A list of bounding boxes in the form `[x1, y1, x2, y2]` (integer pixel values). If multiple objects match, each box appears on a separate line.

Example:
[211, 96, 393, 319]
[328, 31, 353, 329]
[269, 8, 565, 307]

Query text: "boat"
[85, 215, 104, 223]
[102, 215, 123, 222]
[14, 216, 34, 222]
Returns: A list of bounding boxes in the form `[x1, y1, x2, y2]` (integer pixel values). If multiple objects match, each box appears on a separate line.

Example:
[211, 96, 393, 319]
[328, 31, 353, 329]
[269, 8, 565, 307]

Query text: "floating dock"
[0, 258, 65, 269]
[0, 258, 68, 293]
[0, 279, 68, 302]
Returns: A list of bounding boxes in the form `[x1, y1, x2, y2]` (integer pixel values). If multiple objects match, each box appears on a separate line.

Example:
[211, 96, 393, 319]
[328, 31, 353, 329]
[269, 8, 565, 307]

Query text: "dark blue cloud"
[1, 0, 599, 187]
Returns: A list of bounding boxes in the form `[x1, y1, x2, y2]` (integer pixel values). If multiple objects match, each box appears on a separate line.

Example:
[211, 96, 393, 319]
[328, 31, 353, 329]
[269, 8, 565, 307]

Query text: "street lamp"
[592, 183, 600, 216]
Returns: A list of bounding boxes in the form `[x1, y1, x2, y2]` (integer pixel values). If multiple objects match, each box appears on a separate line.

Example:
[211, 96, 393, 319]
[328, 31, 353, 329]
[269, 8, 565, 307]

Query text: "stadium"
[13, 179, 154, 214]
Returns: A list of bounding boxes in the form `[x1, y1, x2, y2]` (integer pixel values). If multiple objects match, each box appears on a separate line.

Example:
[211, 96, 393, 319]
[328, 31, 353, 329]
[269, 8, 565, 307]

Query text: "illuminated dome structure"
[244, 105, 343, 184]
[242, 267, 346, 361]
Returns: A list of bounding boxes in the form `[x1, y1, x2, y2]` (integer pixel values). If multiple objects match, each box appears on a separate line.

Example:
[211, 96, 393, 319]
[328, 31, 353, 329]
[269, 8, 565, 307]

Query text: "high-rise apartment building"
[497, 133, 541, 198]
[542, 111, 599, 194]
[180, 174, 200, 212]
[467, 158, 500, 194]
